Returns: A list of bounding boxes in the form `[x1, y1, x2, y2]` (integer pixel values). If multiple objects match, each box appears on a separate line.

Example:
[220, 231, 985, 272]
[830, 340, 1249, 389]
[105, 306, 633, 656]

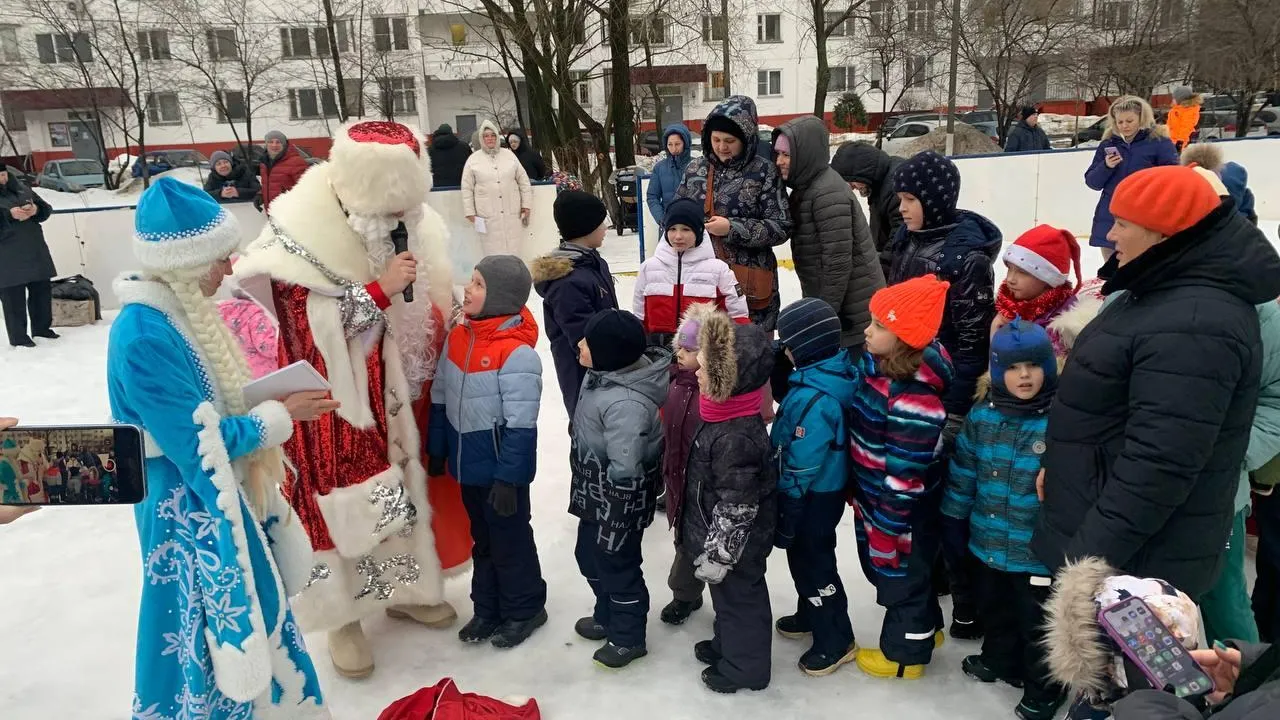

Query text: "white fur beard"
[348, 209, 437, 399]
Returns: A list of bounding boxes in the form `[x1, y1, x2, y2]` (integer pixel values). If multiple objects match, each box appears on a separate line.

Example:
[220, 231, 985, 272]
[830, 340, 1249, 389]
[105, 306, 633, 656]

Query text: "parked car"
[879, 120, 943, 154]
[1255, 106, 1280, 135]
[131, 148, 211, 178]
[960, 110, 999, 125]
[1195, 110, 1269, 140]
[969, 120, 1003, 146]
[37, 159, 106, 192]
[228, 143, 323, 173]
[4, 164, 37, 185]
[1071, 117, 1107, 146]
[878, 113, 946, 138]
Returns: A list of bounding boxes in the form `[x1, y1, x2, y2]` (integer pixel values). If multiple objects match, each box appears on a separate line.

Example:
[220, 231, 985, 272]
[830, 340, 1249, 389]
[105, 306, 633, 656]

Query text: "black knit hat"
[584, 309, 647, 372]
[663, 197, 705, 244]
[892, 150, 961, 229]
[704, 114, 746, 143]
[553, 190, 608, 241]
[1020, 105, 1039, 121]
[777, 298, 842, 368]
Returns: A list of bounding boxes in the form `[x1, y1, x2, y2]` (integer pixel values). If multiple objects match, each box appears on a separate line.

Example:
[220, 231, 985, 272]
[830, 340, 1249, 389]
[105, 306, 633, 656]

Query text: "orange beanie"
[870, 275, 950, 350]
[1109, 165, 1222, 238]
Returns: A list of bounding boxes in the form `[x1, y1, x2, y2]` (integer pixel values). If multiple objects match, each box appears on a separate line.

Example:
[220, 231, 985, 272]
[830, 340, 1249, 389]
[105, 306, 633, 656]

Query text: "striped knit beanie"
[777, 298, 841, 368]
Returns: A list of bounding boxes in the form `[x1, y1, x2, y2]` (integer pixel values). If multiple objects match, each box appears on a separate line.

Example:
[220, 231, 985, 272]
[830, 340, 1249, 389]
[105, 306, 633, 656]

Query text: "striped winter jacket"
[428, 307, 541, 486]
[942, 397, 1051, 575]
[848, 342, 953, 576]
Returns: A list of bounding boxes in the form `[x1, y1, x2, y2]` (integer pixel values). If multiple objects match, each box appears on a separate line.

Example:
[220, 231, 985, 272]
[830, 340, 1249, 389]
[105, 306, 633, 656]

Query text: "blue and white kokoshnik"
[133, 176, 242, 272]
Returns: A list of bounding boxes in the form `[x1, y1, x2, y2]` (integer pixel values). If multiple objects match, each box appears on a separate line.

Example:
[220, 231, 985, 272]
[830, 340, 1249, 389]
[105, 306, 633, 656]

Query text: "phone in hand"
[1098, 596, 1214, 700]
[1104, 146, 1121, 159]
[0, 424, 147, 505]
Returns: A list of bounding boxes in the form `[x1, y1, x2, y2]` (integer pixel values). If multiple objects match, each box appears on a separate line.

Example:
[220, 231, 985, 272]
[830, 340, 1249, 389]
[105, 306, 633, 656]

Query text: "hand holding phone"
[1104, 146, 1123, 168]
[0, 424, 146, 505]
[1098, 596, 1214, 700]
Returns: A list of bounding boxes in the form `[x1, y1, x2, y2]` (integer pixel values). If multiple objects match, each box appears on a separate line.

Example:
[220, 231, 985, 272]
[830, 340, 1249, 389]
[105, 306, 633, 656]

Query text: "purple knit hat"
[674, 302, 716, 352]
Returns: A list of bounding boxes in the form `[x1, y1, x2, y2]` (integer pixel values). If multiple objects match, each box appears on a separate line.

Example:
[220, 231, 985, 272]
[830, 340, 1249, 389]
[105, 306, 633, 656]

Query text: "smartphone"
[1098, 597, 1213, 699]
[0, 424, 147, 505]
[1104, 146, 1121, 158]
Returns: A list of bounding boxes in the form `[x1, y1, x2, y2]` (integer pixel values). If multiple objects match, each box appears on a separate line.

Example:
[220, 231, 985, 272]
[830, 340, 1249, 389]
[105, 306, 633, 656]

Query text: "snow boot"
[457, 615, 502, 643]
[854, 648, 924, 680]
[701, 665, 768, 693]
[775, 613, 812, 639]
[593, 642, 647, 669]
[491, 609, 548, 649]
[949, 611, 983, 640]
[328, 621, 374, 679]
[33, 330, 59, 339]
[799, 642, 859, 677]
[694, 640, 720, 665]
[660, 597, 703, 625]
[1015, 691, 1066, 720]
[961, 654, 1023, 688]
[386, 601, 458, 629]
[574, 616, 608, 641]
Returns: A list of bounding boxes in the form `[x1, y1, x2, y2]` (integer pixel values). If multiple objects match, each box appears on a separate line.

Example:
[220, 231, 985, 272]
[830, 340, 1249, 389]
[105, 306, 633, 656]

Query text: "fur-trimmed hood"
[673, 301, 718, 353]
[697, 311, 775, 401]
[1043, 557, 1119, 699]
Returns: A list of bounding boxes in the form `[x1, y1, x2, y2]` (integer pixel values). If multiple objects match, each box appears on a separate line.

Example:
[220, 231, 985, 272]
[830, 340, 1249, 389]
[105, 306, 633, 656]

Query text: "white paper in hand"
[243, 360, 331, 408]
[474, 216, 487, 234]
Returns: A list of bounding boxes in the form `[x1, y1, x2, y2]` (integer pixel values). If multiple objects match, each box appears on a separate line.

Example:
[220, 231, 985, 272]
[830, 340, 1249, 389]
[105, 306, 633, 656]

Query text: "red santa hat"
[1002, 224, 1082, 291]
[327, 120, 431, 217]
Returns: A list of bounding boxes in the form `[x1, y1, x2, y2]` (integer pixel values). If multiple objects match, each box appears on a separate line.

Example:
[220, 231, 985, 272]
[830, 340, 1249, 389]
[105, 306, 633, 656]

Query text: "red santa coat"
[235, 162, 470, 633]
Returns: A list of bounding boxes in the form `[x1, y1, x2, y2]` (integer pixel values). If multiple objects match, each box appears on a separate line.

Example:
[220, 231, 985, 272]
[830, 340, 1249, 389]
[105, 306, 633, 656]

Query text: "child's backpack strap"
[788, 391, 845, 451]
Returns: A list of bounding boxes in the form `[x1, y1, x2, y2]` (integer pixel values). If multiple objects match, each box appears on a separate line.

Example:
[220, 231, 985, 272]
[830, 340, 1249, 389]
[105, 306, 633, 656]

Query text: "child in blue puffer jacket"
[771, 298, 858, 678]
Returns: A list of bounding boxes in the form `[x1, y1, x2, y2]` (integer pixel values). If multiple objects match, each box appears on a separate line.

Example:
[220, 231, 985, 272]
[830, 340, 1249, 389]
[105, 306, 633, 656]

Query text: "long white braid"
[162, 269, 284, 516]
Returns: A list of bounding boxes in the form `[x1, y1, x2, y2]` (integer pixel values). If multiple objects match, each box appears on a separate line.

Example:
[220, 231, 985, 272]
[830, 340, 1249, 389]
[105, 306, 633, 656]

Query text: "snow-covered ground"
[4, 222, 1278, 718]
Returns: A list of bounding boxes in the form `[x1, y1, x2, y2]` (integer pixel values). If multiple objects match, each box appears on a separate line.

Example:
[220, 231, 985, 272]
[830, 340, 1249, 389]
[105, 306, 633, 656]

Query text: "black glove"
[427, 455, 446, 478]
[774, 494, 804, 549]
[488, 481, 518, 518]
[941, 514, 970, 559]
[252, 193, 264, 212]
[770, 341, 795, 404]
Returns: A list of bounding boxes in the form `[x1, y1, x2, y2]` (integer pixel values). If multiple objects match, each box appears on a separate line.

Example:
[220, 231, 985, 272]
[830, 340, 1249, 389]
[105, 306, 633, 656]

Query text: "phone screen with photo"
[1099, 598, 1214, 698]
[0, 425, 146, 505]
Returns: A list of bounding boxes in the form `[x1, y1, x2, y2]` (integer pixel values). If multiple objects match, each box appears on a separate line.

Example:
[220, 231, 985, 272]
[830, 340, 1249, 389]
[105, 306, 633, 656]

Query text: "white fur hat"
[327, 120, 431, 217]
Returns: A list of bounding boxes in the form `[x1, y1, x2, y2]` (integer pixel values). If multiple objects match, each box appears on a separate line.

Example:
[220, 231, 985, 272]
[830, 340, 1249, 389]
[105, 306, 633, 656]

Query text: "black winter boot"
[490, 609, 547, 648]
[457, 616, 501, 643]
[660, 597, 703, 625]
[694, 640, 720, 665]
[1015, 691, 1066, 720]
[949, 610, 983, 640]
[574, 616, 608, 641]
[701, 665, 768, 693]
[961, 654, 1023, 688]
[775, 613, 812, 639]
[593, 642, 647, 668]
[799, 643, 859, 677]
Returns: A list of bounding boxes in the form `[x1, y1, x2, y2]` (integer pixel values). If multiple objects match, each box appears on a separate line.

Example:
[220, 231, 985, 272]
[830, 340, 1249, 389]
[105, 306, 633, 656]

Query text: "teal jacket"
[1242, 301, 1280, 505]
[771, 350, 858, 498]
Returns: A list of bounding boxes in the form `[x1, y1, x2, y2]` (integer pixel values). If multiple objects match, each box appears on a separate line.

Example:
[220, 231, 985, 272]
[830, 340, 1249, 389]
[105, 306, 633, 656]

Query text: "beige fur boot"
[385, 601, 458, 628]
[328, 621, 374, 679]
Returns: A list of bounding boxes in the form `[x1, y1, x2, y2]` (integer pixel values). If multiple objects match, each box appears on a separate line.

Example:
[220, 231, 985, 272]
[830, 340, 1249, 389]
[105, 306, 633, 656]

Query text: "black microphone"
[390, 221, 413, 303]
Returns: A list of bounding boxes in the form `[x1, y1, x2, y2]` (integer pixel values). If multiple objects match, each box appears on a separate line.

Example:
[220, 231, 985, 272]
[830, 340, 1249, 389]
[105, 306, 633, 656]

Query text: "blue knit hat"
[133, 176, 241, 272]
[778, 297, 842, 368]
[990, 318, 1057, 394]
[892, 150, 961, 228]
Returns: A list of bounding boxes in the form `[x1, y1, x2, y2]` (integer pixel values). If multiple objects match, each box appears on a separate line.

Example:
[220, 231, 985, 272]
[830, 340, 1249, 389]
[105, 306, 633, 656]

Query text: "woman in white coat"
[462, 120, 534, 259]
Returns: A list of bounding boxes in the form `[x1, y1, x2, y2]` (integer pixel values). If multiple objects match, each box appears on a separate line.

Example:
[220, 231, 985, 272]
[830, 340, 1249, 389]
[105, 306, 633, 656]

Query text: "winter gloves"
[488, 481, 519, 517]
[693, 553, 730, 584]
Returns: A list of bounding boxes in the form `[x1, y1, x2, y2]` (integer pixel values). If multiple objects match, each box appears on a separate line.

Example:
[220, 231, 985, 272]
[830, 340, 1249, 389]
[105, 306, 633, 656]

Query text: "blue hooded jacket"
[1221, 162, 1257, 223]
[771, 350, 858, 498]
[645, 123, 692, 221]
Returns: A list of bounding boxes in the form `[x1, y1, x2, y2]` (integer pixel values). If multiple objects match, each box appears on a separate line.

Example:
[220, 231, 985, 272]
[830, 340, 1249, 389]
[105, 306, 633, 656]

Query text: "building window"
[757, 14, 782, 43]
[868, 68, 883, 91]
[3, 103, 26, 131]
[450, 22, 467, 46]
[825, 11, 854, 38]
[868, 0, 892, 36]
[342, 78, 364, 117]
[705, 70, 726, 101]
[571, 70, 590, 106]
[908, 56, 929, 88]
[281, 28, 312, 58]
[289, 88, 340, 119]
[379, 77, 416, 115]
[827, 66, 854, 93]
[1156, 0, 1182, 28]
[630, 14, 666, 46]
[905, 0, 934, 33]
[206, 29, 238, 60]
[0, 26, 19, 63]
[146, 92, 182, 125]
[757, 69, 781, 97]
[216, 90, 246, 123]
[702, 15, 727, 44]
[1095, 1, 1132, 28]
[36, 33, 92, 64]
[136, 30, 170, 61]
[373, 16, 409, 52]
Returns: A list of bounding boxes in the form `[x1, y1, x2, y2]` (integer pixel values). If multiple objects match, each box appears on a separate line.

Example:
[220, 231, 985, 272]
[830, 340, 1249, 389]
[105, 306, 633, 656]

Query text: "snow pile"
[831, 131, 879, 146]
[900, 124, 1001, 158]
[35, 166, 210, 210]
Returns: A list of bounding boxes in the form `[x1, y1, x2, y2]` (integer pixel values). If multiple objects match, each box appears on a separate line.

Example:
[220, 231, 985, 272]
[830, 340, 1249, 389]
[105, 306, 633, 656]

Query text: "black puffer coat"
[775, 116, 884, 351]
[428, 128, 472, 188]
[0, 176, 55, 289]
[507, 129, 547, 182]
[831, 142, 904, 279]
[1032, 203, 1280, 600]
[202, 161, 260, 202]
[888, 211, 1002, 416]
[681, 313, 777, 574]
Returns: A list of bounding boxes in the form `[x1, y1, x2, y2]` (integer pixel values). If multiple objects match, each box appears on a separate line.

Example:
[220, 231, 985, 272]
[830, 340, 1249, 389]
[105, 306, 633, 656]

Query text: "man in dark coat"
[1003, 106, 1052, 153]
[428, 124, 472, 188]
[506, 129, 547, 182]
[531, 190, 617, 418]
[831, 141, 904, 279]
[773, 116, 883, 350]
[0, 168, 57, 347]
[1033, 166, 1280, 601]
[203, 150, 260, 202]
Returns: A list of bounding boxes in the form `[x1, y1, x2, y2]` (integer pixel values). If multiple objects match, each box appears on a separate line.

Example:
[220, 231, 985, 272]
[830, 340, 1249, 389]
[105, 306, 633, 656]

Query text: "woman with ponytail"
[107, 177, 336, 718]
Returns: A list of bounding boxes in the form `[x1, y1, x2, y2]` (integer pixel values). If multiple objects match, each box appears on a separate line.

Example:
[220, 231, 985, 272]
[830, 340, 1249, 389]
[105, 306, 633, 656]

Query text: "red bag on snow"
[377, 678, 541, 720]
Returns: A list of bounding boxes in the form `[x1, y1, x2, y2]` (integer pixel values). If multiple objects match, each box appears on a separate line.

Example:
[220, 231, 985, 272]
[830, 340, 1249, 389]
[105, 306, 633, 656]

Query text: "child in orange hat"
[993, 225, 1102, 363]
[847, 275, 956, 680]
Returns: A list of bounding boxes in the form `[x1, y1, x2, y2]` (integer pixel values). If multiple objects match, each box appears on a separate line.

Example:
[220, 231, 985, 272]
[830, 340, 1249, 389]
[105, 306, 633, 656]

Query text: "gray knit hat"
[264, 129, 288, 145]
[1172, 86, 1194, 104]
[210, 150, 233, 166]
[474, 255, 532, 318]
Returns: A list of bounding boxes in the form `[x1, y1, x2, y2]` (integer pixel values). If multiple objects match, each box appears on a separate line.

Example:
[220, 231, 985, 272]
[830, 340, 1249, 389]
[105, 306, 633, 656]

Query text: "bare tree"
[801, 1, 867, 117]
[858, 0, 948, 139]
[1088, 0, 1193, 98]
[1193, 0, 1280, 136]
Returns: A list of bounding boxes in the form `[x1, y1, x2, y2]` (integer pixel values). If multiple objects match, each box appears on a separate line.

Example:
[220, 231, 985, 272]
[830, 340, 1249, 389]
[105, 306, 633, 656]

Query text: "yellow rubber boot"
[854, 648, 925, 680]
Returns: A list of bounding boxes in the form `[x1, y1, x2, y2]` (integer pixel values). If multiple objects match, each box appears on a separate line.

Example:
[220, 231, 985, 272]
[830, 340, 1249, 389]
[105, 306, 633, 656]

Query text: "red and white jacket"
[632, 237, 749, 334]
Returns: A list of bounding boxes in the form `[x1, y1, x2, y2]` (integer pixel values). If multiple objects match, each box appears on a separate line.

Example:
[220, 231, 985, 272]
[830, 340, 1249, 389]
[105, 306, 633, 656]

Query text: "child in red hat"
[994, 225, 1103, 363]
